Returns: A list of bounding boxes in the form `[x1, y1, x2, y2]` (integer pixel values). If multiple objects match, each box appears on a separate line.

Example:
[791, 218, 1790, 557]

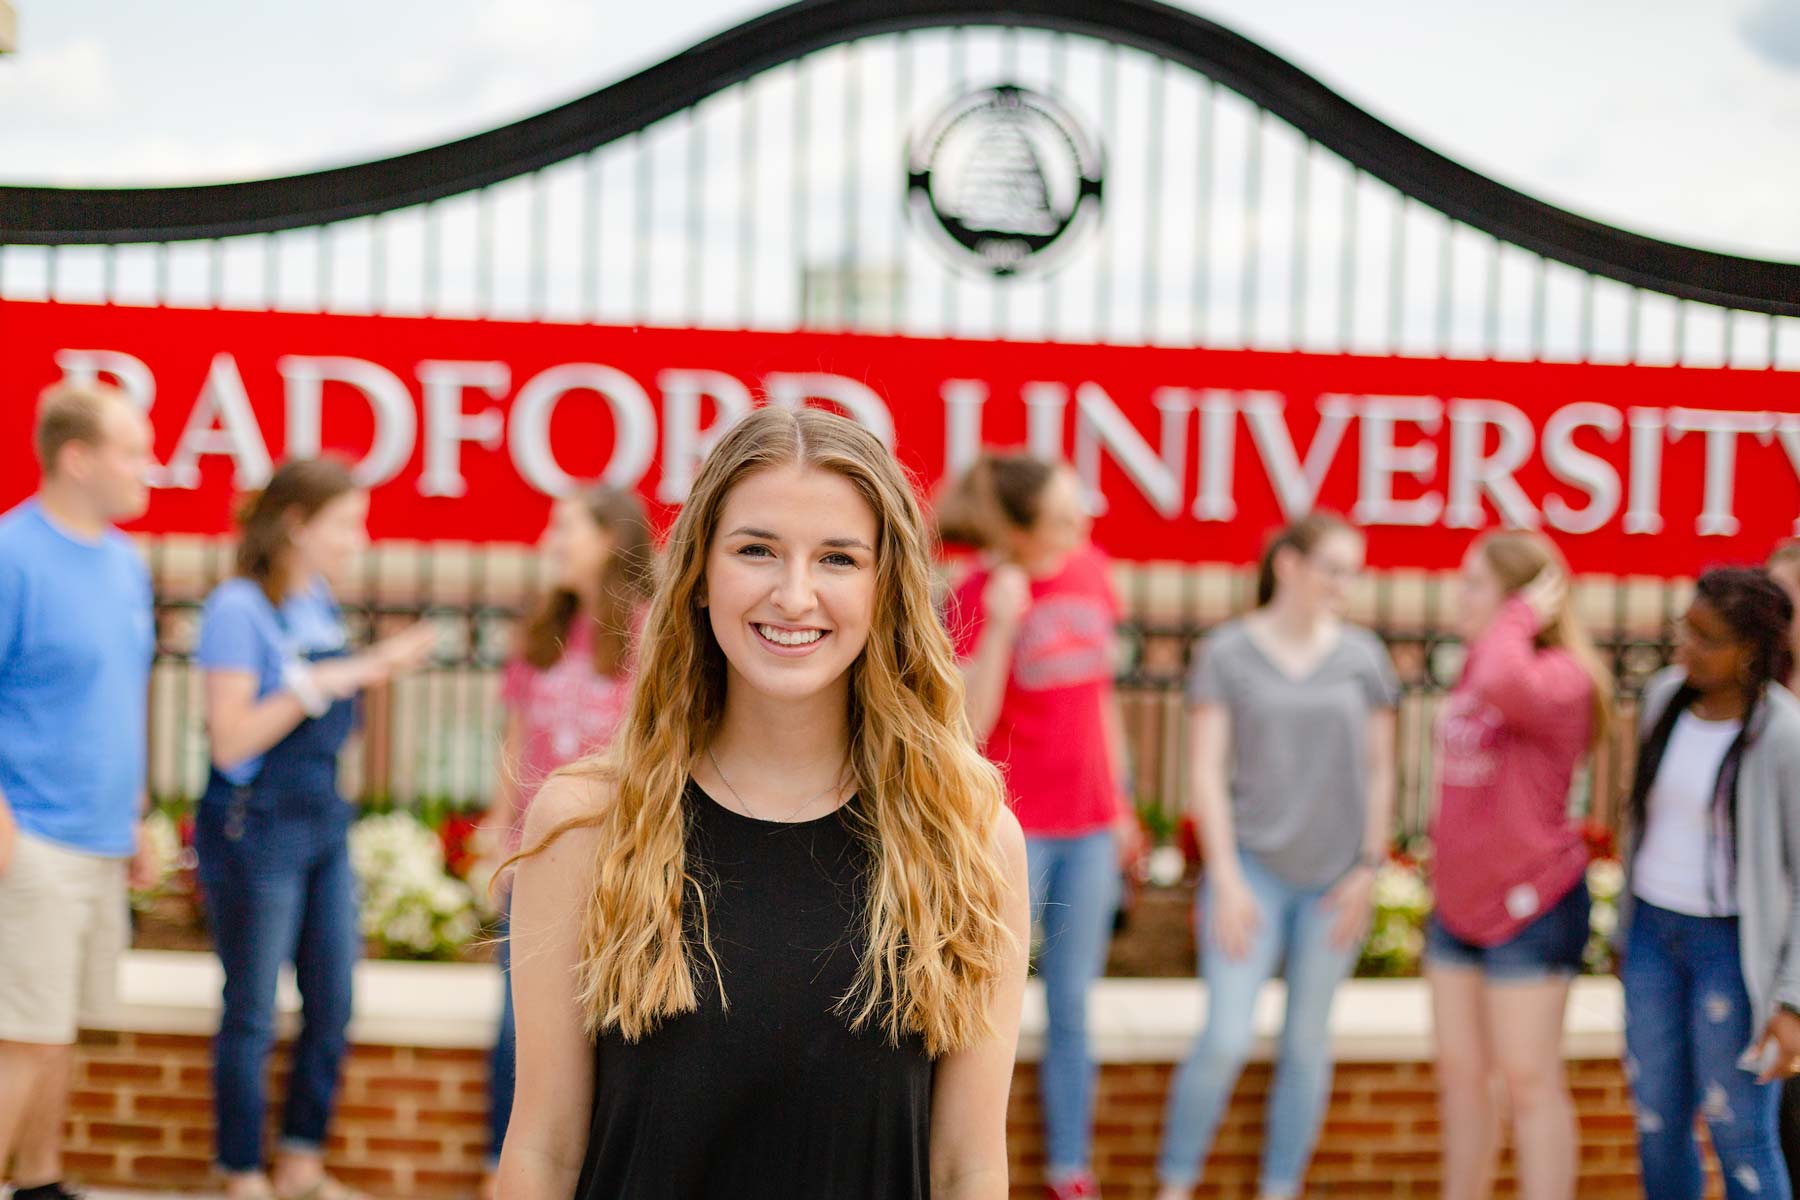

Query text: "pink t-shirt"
[499, 621, 632, 850]
[945, 545, 1121, 837]
[1429, 597, 1594, 946]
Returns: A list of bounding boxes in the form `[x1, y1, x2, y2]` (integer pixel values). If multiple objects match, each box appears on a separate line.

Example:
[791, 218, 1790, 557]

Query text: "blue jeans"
[1425, 878, 1590, 981]
[489, 907, 516, 1169]
[1624, 899, 1791, 1200]
[1158, 853, 1360, 1196]
[1026, 829, 1120, 1177]
[196, 776, 360, 1173]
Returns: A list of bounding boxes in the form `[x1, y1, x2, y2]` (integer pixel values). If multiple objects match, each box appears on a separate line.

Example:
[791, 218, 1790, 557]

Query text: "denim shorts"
[1425, 878, 1590, 981]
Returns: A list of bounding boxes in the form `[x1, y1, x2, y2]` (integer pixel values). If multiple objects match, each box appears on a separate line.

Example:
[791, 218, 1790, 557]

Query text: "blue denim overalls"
[195, 625, 359, 1174]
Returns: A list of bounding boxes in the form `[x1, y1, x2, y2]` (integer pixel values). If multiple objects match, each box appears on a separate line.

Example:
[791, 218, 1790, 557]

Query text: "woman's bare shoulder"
[519, 771, 616, 860]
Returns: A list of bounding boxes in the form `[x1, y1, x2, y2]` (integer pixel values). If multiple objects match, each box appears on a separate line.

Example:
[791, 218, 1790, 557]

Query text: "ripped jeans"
[1623, 899, 1791, 1200]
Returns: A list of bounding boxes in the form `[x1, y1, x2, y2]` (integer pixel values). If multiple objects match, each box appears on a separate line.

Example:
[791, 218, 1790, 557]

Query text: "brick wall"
[65, 1030, 1684, 1197]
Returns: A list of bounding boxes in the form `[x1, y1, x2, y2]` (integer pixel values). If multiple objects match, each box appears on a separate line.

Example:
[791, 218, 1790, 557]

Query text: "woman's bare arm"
[495, 774, 611, 1198]
[928, 807, 1031, 1200]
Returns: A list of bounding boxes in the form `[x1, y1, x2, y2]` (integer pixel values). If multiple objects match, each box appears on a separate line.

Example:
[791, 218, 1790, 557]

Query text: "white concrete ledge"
[109, 950, 1625, 1062]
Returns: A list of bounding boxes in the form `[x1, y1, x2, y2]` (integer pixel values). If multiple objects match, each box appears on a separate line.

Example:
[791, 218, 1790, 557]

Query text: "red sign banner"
[2, 299, 1796, 573]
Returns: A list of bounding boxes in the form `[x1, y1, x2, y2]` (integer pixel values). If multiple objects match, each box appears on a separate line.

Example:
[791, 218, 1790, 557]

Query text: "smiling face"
[703, 463, 879, 706]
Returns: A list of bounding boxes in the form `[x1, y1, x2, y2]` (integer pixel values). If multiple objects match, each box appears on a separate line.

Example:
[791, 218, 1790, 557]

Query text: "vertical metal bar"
[1141, 57, 1167, 345]
[1046, 32, 1070, 337]
[266, 231, 281, 311]
[1674, 299, 1688, 365]
[1483, 234, 1501, 356]
[422, 202, 440, 316]
[1626, 286, 1643, 363]
[1100, 41, 1122, 342]
[688, 104, 707, 324]
[103, 244, 118, 303]
[155, 242, 171, 304]
[738, 80, 757, 326]
[636, 131, 655, 324]
[1529, 254, 1548, 361]
[1435, 216, 1453, 354]
[843, 40, 862, 330]
[318, 224, 334, 313]
[209, 239, 223, 309]
[942, 34, 964, 333]
[46, 244, 60, 300]
[1289, 136, 1310, 350]
[1337, 167, 1357, 350]
[1386, 194, 1405, 352]
[1724, 305, 1738, 365]
[532, 169, 551, 319]
[586, 149, 605, 322]
[1769, 313, 1780, 371]
[371, 215, 387, 314]
[1578, 272, 1595, 363]
[477, 188, 495, 316]
[417, 548, 436, 807]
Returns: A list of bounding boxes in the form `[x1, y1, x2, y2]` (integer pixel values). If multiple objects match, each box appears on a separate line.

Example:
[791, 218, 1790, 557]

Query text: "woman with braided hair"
[1622, 567, 1800, 1200]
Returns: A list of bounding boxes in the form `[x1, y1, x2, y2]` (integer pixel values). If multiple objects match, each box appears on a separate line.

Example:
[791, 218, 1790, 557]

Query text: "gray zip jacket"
[1620, 668, 1800, 1036]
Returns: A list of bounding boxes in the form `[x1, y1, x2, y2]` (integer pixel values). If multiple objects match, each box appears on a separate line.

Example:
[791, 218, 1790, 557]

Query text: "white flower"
[1374, 863, 1431, 913]
[1588, 859, 1625, 902]
[1591, 902, 1619, 938]
[1147, 846, 1186, 888]
[350, 811, 480, 960]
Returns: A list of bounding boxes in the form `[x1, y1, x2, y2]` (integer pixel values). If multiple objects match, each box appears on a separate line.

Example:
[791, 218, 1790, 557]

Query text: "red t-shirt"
[499, 621, 632, 851]
[945, 545, 1121, 836]
[1429, 597, 1594, 946]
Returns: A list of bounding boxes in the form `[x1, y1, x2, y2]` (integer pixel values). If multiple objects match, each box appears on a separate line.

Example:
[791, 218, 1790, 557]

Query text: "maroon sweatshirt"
[1430, 597, 1595, 946]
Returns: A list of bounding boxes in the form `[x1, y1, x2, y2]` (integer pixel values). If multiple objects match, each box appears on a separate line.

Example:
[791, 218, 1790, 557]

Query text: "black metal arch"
[3, 0, 1796, 316]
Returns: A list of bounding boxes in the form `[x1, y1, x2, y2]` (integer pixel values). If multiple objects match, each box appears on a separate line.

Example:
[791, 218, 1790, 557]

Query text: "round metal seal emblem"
[906, 84, 1104, 277]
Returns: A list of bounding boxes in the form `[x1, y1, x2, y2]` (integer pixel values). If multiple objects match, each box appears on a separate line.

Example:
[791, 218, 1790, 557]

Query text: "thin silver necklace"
[706, 745, 848, 824]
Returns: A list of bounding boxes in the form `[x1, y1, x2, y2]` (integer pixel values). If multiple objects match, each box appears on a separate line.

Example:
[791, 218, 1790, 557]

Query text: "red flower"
[440, 812, 482, 878]
[1177, 815, 1203, 868]
[1581, 819, 1617, 862]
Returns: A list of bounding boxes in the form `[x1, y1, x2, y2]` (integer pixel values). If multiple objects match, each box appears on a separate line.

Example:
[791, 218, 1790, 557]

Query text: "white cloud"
[0, 36, 116, 115]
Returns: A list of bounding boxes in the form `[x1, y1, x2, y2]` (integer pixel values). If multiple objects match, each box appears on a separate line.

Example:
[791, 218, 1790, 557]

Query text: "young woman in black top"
[496, 406, 1030, 1200]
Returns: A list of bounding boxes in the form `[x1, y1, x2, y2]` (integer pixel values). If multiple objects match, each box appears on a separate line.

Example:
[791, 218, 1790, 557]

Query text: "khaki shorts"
[0, 829, 128, 1044]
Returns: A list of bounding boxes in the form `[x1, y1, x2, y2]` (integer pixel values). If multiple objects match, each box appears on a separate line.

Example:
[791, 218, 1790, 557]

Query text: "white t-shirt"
[1633, 710, 1744, 917]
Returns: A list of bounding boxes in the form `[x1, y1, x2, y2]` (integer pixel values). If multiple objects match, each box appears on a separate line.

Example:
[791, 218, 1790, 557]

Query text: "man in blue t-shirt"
[0, 382, 156, 1200]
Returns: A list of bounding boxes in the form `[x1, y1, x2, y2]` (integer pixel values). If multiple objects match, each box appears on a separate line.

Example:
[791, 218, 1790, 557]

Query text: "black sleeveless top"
[573, 781, 933, 1199]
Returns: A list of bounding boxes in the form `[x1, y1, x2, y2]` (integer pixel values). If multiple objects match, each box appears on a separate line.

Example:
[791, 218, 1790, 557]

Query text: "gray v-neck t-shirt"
[1187, 619, 1400, 888]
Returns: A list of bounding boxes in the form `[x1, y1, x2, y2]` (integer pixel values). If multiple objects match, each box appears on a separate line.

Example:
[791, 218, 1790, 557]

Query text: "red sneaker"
[1045, 1176, 1099, 1199]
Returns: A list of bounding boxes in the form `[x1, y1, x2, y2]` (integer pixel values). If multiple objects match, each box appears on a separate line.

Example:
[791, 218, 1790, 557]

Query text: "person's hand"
[1114, 808, 1146, 872]
[1753, 1008, 1800, 1083]
[128, 820, 161, 891]
[1519, 565, 1568, 633]
[1320, 864, 1376, 951]
[370, 621, 438, 679]
[1207, 867, 1262, 963]
[309, 657, 381, 701]
[982, 564, 1031, 632]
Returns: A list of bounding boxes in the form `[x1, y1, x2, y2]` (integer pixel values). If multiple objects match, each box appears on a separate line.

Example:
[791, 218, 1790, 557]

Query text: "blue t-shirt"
[196, 575, 347, 785]
[0, 500, 154, 857]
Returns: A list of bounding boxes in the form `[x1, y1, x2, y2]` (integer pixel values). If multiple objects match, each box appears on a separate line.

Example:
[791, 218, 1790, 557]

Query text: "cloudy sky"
[2, 0, 1797, 261]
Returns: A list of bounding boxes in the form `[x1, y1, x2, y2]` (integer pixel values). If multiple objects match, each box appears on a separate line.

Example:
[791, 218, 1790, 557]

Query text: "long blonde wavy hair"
[1476, 530, 1615, 747]
[517, 405, 1014, 1056]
